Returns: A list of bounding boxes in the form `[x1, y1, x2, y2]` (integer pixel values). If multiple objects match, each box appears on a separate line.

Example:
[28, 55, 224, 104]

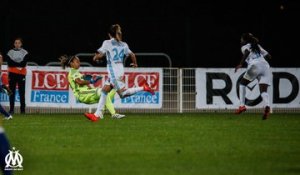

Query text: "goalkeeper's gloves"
[82, 74, 93, 81]
[82, 74, 102, 84]
[89, 76, 103, 84]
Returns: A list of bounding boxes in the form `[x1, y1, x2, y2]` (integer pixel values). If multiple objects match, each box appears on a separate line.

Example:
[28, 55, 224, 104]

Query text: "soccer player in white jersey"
[84, 24, 154, 121]
[235, 33, 272, 120]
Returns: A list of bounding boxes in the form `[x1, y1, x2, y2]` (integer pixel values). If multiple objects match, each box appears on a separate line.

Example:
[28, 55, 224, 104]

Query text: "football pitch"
[3, 113, 300, 175]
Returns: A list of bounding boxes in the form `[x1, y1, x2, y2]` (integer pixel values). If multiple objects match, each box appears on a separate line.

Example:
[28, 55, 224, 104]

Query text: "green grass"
[3, 113, 300, 175]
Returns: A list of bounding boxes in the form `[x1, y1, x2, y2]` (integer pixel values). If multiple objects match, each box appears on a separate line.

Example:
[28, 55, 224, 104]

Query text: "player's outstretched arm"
[93, 52, 105, 62]
[75, 78, 90, 85]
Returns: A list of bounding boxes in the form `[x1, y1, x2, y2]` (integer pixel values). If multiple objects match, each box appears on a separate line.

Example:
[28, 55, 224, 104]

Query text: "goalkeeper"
[59, 55, 125, 120]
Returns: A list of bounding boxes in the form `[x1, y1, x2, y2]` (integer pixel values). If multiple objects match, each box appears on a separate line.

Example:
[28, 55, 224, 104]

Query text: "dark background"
[0, 0, 299, 67]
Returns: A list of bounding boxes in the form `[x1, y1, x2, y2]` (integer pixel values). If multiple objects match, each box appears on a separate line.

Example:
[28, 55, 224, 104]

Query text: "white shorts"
[243, 62, 271, 85]
[106, 63, 125, 91]
[105, 76, 126, 91]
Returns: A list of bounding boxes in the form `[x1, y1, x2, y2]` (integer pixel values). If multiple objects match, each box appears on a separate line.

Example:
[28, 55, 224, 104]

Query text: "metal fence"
[6, 68, 299, 114]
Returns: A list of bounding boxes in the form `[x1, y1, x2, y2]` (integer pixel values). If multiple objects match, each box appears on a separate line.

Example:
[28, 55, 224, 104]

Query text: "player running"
[84, 24, 154, 121]
[235, 33, 272, 120]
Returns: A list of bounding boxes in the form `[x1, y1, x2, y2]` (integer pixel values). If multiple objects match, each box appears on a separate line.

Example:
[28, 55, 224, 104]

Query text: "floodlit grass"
[3, 113, 300, 175]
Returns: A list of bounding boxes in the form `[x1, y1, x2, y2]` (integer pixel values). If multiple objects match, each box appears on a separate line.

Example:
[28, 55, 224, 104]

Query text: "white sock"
[261, 92, 270, 107]
[121, 87, 143, 97]
[94, 92, 107, 117]
[239, 84, 246, 106]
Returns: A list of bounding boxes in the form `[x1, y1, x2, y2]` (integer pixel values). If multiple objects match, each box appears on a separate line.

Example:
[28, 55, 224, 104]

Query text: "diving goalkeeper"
[59, 55, 125, 120]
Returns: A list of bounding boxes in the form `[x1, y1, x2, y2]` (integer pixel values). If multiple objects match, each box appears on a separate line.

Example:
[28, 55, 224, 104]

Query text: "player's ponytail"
[249, 35, 261, 54]
[59, 55, 71, 69]
[109, 24, 122, 42]
[241, 33, 261, 54]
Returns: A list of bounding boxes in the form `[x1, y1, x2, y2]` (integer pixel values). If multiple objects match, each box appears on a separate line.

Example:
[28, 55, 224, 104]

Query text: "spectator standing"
[6, 38, 28, 114]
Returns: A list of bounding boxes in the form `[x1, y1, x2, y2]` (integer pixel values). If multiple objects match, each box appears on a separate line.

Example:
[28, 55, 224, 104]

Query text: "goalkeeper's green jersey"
[68, 68, 89, 98]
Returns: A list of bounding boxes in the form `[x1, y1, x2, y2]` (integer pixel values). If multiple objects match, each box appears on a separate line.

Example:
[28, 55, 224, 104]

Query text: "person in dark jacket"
[6, 38, 28, 114]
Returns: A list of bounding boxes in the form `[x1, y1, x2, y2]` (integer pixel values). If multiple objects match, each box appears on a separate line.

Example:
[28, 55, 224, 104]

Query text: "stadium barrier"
[1, 66, 299, 114]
